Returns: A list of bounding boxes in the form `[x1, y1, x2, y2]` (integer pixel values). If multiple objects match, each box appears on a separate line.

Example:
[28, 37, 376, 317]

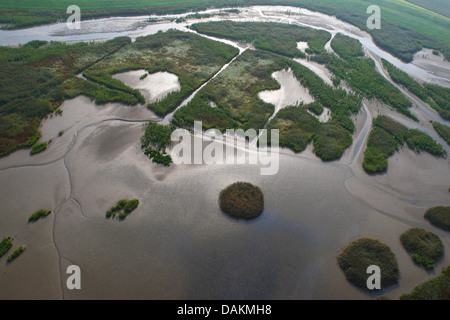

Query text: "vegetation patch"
[424, 206, 450, 231]
[337, 237, 399, 290]
[382, 59, 450, 121]
[0, 236, 13, 258]
[7, 246, 25, 263]
[400, 228, 444, 269]
[30, 142, 47, 155]
[432, 121, 450, 145]
[28, 209, 52, 222]
[219, 182, 264, 220]
[400, 266, 450, 300]
[141, 122, 175, 166]
[323, 34, 417, 121]
[106, 199, 139, 220]
[313, 123, 352, 161]
[191, 21, 330, 58]
[84, 30, 239, 116]
[265, 106, 319, 153]
[363, 115, 446, 174]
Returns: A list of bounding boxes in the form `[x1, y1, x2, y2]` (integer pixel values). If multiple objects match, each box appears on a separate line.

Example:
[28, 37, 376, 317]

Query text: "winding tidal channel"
[0, 6, 449, 300]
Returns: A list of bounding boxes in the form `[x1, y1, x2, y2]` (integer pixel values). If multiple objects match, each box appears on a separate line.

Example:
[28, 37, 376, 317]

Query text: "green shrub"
[0, 236, 13, 258]
[337, 237, 399, 290]
[424, 206, 450, 231]
[28, 209, 52, 222]
[405, 129, 447, 157]
[400, 228, 444, 270]
[7, 246, 25, 263]
[106, 199, 139, 220]
[219, 182, 264, 220]
[30, 142, 47, 155]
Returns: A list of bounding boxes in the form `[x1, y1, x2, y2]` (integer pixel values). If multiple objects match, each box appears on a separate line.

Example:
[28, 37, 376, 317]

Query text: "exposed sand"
[413, 48, 450, 82]
[112, 70, 181, 104]
[297, 41, 309, 54]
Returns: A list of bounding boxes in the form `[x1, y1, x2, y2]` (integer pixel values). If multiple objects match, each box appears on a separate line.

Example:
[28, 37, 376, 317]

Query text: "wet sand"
[0, 94, 448, 300]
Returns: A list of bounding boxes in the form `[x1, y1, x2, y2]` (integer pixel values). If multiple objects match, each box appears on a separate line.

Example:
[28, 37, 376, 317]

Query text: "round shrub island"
[337, 237, 399, 290]
[400, 228, 444, 270]
[424, 206, 450, 231]
[219, 182, 264, 220]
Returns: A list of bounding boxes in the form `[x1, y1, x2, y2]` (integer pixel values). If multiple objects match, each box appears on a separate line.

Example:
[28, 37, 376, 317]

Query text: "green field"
[0, 0, 449, 62]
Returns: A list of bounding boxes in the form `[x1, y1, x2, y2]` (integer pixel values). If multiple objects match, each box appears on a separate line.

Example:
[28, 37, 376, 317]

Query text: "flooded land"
[0, 5, 449, 300]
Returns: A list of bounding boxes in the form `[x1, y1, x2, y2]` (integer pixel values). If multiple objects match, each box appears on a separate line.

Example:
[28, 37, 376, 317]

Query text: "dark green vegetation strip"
[1, 0, 449, 63]
[382, 59, 450, 121]
[84, 30, 239, 116]
[191, 21, 330, 58]
[325, 34, 417, 121]
[337, 237, 399, 290]
[106, 199, 139, 220]
[0, 236, 13, 258]
[431, 122, 450, 145]
[363, 115, 446, 174]
[7, 246, 25, 263]
[405, 0, 450, 19]
[313, 123, 352, 161]
[219, 182, 264, 220]
[400, 228, 444, 270]
[28, 209, 52, 222]
[400, 265, 450, 300]
[425, 206, 450, 231]
[141, 122, 175, 166]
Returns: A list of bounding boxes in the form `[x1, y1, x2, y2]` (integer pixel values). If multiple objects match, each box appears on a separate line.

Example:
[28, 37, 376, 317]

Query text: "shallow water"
[0, 6, 449, 300]
[113, 70, 181, 104]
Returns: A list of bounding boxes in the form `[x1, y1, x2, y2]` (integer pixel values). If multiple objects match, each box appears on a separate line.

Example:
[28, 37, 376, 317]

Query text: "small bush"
[30, 142, 47, 155]
[7, 246, 25, 263]
[106, 199, 139, 220]
[400, 228, 444, 269]
[28, 209, 52, 222]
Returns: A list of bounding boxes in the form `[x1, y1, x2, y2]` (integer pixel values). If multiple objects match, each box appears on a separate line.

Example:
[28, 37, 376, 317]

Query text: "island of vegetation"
[400, 266, 450, 300]
[106, 199, 139, 220]
[141, 122, 175, 166]
[28, 209, 52, 222]
[337, 237, 399, 290]
[424, 206, 450, 231]
[0, 236, 13, 258]
[363, 115, 446, 174]
[400, 228, 444, 270]
[219, 182, 264, 220]
[7, 245, 25, 263]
